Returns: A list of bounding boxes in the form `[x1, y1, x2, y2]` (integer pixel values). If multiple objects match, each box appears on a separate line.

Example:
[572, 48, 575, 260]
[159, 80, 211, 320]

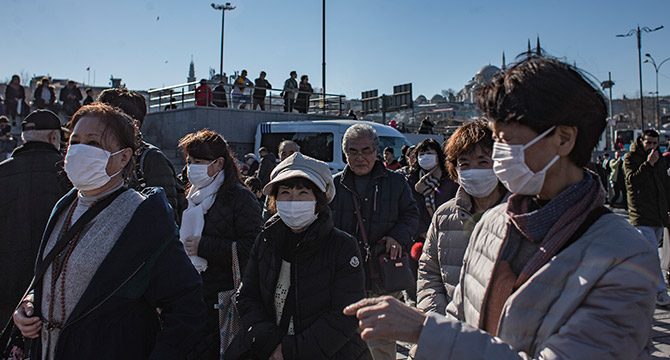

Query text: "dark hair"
[260, 71, 266, 77]
[384, 147, 394, 155]
[290, 71, 297, 77]
[97, 88, 147, 124]
[444, 120, 494, 181]
[415, 138, 446, 172]
[643, 129, 659, 138]
[178, 129, 241, 190]
[301, 75, 308, 81]
[244, 176, 262, 193]
[85, 88, 92, 93]
[476, 56, 607, 167]
[266, 177, 328, 215]
[400, 144, 409, 157]
[69, 103, 139, 179]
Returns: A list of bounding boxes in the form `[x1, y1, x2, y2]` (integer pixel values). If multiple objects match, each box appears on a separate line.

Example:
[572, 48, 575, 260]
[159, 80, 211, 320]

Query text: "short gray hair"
[342, 123, 379, 152]
[21, 129, 58, 144]
[279, 140, 300, 153]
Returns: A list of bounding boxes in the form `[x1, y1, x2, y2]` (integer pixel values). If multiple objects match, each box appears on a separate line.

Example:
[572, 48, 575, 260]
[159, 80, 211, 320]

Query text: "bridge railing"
[147, 81, 346, 115]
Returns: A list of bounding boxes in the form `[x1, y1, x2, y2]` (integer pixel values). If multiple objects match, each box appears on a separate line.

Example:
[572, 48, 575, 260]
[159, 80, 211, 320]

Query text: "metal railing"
[148, 80, 346, 115]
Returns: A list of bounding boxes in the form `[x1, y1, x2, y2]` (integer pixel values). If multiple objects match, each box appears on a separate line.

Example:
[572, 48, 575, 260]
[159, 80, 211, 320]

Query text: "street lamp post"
[211, 2, 236, 78]
[601, 73, 615, 150]
[322, 0, 326, 114]
[644, 53, 670, 129]
[616, 25, 664, 130]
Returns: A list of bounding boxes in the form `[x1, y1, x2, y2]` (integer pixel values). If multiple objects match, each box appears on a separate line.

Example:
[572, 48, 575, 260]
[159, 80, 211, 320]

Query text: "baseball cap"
[21, 110, 61, 131]
[263, 152, 336, 203]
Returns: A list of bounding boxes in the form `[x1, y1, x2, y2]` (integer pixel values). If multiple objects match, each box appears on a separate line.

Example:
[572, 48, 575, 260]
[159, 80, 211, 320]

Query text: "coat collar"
[12, 141, 60, 157]
[339, 161, 388, 194]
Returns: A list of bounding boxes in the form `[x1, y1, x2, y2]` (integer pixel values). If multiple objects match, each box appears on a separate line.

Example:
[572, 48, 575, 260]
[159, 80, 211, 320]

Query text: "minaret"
[187, 55, 196, 83]
[527, 39, 532, 58]
[536, 36, 542, 56]
[502, 51, 507, 70]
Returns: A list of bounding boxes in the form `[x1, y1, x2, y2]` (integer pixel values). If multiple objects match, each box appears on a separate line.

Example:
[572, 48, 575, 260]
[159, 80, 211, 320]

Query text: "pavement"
[391, 206, 670, 359]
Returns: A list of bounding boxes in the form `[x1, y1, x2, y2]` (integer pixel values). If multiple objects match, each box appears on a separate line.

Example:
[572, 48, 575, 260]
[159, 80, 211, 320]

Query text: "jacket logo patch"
[350, 256, 360, 268]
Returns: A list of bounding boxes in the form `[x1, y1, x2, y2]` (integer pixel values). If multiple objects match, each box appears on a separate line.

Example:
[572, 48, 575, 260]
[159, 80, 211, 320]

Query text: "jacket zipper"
[373, 184, 378, 212]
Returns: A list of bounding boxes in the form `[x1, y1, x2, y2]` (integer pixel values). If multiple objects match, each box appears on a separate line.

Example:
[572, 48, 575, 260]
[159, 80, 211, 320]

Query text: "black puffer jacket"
[232, 209, 370, 360]
[198, 181, 262, 304]
[330, 162, 419, 290]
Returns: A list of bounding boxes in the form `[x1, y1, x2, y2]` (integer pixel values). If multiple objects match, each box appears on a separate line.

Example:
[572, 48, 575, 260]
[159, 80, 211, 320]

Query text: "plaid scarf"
[506, 171, 605, 287]
[415, 167, 442, 217]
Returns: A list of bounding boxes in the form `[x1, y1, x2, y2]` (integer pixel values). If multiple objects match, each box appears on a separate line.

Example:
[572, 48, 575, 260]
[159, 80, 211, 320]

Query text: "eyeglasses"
[345, 147, 376, 157]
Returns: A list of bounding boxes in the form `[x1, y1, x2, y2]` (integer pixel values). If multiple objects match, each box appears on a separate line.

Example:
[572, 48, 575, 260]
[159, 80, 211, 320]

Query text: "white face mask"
[64, 144, 125, 191]
[492, 126, 559, 196]
[417, 153, 438, 170]
[276, 200, 318, 230]
[188, 162, 217, 189]
[457, 168, 499, 198]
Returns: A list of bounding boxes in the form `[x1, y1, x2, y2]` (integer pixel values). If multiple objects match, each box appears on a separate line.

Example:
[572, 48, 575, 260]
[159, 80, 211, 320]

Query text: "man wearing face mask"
[344, 57, 659, 359]
[330, 123, 418, 360]
[0, 109, 71, 325]
[623, 129, 670, 306]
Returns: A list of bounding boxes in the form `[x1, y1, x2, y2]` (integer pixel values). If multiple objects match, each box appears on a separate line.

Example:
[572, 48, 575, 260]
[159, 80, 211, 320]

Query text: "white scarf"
[179, 171, 226, 273]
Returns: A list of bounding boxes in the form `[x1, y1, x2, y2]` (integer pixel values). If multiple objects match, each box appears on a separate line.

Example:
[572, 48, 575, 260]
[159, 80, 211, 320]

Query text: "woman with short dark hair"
[12, 103, 207, 359]
[228, 153, 370, 359]
[178, 129, 262, 359]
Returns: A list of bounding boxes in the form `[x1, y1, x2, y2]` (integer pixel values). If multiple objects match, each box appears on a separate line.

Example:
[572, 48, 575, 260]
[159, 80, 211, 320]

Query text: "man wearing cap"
[0, 109, 71, 324]
[330, 123, 418, 360]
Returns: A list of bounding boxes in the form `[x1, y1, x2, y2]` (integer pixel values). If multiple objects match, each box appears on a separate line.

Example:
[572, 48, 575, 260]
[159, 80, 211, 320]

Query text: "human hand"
[382, 236, 402, 260]
[184, 235, 200, 256]
[343, 296, 426, 344]
[13, 301, 42, 339]
[269, 344, 284, 360]
[648, 149, 659, 165]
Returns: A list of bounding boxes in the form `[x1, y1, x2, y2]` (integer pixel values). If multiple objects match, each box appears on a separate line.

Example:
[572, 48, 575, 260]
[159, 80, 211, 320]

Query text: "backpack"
[135, 144, 187, 222]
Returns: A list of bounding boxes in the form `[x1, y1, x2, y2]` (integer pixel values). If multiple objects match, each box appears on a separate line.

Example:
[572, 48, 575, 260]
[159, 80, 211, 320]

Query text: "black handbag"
[352, 193, 414, 293]
[377, 254, 415, 292]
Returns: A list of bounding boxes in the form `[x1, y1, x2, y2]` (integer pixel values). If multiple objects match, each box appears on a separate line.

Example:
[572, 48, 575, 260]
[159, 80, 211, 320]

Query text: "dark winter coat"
[294, 82, 313, 113]
[59, 86, 83, 116]
[0, 142, 70, 324]
[197, 181, 262, 301]
[128, 141, 181, 218]
[232, 209, 370, 360]
[624, 141, 670, 227]
[256, 153, 277, 187]
[4, 84, 28, 118]
[330, 161, 419, 290]
[407, 167, 459, 236]
[33, 85, 56, 109]
[30, 188, 208, 360]
[253, 78, 271, 99]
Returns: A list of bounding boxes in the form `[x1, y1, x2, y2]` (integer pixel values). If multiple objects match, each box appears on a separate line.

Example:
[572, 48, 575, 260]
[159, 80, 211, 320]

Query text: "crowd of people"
[193, 70, 314, 113]
[0, 55, 667, 360]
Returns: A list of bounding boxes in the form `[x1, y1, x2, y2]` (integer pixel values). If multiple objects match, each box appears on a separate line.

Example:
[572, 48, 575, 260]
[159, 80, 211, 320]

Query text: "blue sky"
[3, 0, 669, 100]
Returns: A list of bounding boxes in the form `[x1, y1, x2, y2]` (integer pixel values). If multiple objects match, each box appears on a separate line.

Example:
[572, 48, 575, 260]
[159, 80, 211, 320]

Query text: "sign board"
[361, 89, 379, 114]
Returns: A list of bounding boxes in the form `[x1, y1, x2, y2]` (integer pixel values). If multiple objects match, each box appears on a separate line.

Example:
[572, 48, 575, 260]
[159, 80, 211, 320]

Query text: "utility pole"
[617, 24, 664, 130]
[322, 0, 326, 114]
[211, 3, 236, 77]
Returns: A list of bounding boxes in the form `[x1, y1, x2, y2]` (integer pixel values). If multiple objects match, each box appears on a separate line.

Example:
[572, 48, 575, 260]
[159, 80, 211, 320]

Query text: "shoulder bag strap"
[231, 242, 241, 289]
[351, 193, 371, 262]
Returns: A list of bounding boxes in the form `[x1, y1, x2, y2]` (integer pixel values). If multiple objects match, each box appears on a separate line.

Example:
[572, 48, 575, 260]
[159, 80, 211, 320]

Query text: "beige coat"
[415, 203, 658, 359]
[416, 188, 477, 314]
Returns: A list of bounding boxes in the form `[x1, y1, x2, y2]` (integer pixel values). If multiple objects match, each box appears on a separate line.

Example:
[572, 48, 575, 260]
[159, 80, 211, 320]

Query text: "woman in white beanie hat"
[227, 153, 371, 360]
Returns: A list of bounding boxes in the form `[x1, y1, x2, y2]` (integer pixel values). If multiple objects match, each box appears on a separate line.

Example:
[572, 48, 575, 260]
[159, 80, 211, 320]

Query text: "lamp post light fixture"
[644, 53, 670, 130]
[211, 2, 236, 78]
[616, 25, 664, 130]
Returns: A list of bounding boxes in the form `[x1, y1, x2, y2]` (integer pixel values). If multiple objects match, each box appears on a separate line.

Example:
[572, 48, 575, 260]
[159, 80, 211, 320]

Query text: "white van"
[254, 120, 410, 173]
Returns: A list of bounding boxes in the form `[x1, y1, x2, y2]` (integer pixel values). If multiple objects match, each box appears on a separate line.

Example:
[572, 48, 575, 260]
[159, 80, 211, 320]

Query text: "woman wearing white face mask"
[416, 120, 508, 316]
[227, 153, 370, 360]
[11, 104, 208, 359]
[178, 129, 262, 359]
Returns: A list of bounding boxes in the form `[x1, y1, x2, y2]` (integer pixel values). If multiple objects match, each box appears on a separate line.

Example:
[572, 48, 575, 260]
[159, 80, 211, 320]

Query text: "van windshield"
[260, 132, 334, 162]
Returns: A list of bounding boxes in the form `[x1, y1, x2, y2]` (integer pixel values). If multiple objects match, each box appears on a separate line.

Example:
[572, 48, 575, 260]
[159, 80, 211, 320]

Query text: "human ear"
[555, 125, 578, 157]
